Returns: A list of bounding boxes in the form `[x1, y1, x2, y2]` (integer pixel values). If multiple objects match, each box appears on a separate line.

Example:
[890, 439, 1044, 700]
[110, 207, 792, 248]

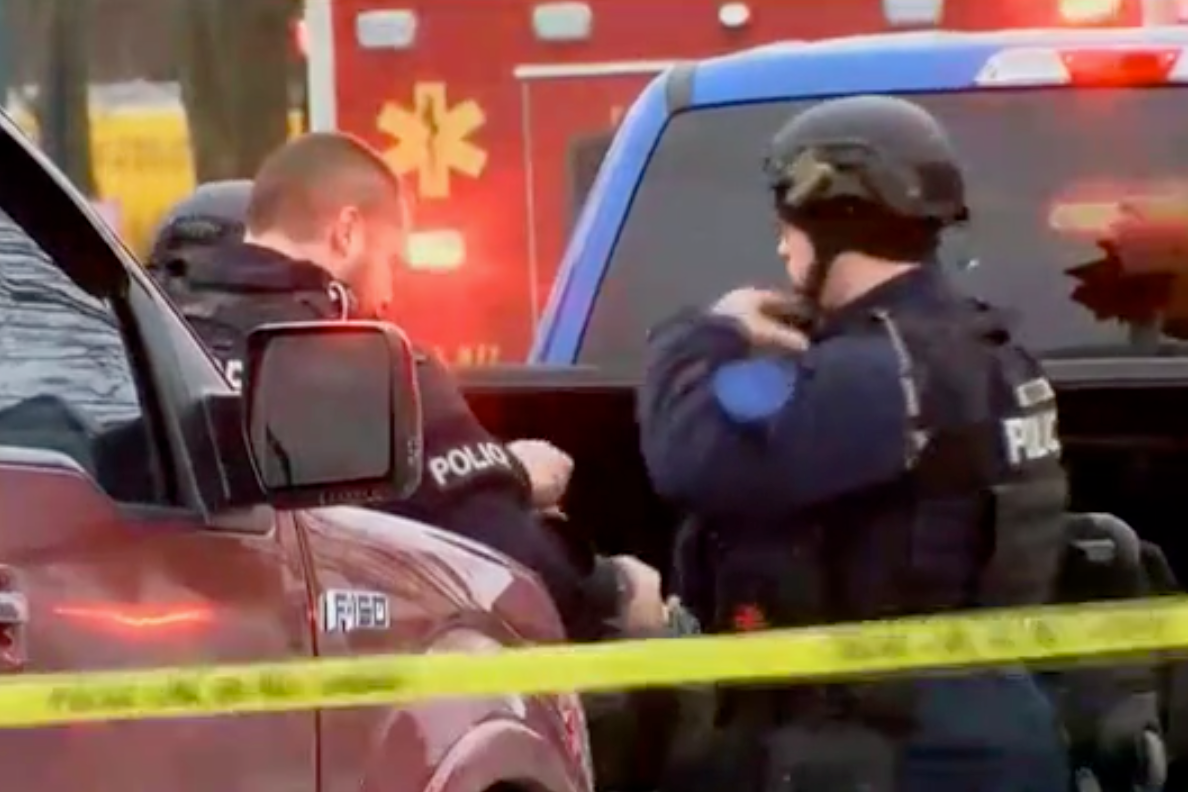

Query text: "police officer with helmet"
[640, 95, 1071, 791]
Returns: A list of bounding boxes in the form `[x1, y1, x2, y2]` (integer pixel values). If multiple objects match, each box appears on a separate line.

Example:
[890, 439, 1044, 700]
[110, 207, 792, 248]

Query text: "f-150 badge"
[318, 589, 391, 633]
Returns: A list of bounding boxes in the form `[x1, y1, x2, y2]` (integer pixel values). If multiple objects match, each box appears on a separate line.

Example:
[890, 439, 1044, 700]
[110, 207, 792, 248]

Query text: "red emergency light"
[292, 18, 309, 59]
[977, 46, 1186, 87]
[1061, 48, 1180, 85]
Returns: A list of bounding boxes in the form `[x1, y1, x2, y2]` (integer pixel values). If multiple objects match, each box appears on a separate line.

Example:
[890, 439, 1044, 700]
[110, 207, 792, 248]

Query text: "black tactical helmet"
[148, 179, 252, 273]
[763, 96, 970, 318]
[764, 94, 969, 228]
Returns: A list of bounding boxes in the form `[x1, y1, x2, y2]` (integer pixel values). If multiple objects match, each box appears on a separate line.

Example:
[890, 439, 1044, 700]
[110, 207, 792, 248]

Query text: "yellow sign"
[0, 597, 1180, 727]
[376, 83, 487, 199]
[12, 106, 305, 255]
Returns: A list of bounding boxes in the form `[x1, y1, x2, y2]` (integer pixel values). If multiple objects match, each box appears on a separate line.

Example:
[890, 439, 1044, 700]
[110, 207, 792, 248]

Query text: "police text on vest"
[225, 359, 243, 390]
[1002, 409, 1061, 466]
[428, 442, 515, 489]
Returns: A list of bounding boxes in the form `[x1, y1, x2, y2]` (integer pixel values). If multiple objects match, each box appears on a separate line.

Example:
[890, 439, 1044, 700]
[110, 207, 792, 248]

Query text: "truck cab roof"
[535, 26, 1188, 386]
[703, 25, 1188, 71]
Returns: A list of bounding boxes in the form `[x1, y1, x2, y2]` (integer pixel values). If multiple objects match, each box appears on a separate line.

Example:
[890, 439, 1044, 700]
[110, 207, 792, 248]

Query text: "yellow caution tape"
[0, 596, 1184, 728]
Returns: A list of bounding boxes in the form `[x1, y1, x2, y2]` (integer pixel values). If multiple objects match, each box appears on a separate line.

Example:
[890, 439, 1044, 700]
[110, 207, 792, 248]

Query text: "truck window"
[579, 89, 1188, 374]
[0, 210, 166, 504]
[569, 131, 614, 229]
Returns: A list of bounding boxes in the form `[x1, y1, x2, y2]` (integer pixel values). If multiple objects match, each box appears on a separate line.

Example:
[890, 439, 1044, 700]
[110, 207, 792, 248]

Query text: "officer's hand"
[507, 439, 574, 508]
[664, 596, 702, 635]
[710, 287, 810, 351]
[611, 556, 667, 633]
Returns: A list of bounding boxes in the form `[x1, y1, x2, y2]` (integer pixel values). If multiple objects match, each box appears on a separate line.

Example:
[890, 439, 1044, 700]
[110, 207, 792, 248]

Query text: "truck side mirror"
[242, 321, 423, 509]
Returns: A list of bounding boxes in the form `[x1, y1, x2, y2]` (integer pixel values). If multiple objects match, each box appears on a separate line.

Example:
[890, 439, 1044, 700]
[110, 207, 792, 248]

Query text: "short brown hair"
[246, 132, 403, 239]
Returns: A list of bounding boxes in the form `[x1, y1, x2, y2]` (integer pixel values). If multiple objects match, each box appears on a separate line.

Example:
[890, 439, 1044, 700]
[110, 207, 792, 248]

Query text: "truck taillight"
[1059, 0, 1121, 23]
[976, 46, 1186, 87]
[406, 230, 465, 272]
[54, 605, 214, 634]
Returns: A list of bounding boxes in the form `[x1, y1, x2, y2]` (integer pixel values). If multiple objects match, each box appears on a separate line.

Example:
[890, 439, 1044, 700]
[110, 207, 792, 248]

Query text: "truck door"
[516, 61, 671, 325]
[297, 511, 464, 792]
[0, 210, 317, 788]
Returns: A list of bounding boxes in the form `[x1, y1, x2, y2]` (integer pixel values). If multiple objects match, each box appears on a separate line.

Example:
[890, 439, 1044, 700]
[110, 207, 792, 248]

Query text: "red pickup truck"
[0, 112, 590, 792]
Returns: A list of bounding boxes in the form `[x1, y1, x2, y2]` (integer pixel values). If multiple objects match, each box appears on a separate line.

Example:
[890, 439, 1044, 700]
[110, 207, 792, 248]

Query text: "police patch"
[1002, 409, 1061, 466]
[1014, 377, 1054, 409]
[427, 441, 519, 492]
[711, 358, 799, 423]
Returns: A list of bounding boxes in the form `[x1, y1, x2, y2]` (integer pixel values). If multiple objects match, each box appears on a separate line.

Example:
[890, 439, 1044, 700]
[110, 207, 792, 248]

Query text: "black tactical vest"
[184, 287, 340, 351]
[682, 296, 1072, 753]
[161, 264, 348, 389]
[858, 300, 1070, 616]
[699, 297, 1070, 634]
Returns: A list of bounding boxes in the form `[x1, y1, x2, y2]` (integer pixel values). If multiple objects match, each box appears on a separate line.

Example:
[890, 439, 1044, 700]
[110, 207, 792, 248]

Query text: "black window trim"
[0, 111, 194, 510]
[1045, 357, 1188, 389]
[0, 113, 274, 533]
[126, 278, 272, 527]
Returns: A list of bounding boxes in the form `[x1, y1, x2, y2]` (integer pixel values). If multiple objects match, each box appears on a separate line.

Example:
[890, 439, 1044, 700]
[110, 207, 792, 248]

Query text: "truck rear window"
[579, 89, 1188, 374]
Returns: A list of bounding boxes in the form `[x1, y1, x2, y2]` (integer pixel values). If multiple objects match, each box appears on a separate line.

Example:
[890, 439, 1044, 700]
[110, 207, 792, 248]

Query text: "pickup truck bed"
[509, 28, 1188, 582]
[461, 367, 1188, 583]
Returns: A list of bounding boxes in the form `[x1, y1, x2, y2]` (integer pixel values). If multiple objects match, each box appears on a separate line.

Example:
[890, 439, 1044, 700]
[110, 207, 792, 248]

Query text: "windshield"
[579, 88, 1188, 374]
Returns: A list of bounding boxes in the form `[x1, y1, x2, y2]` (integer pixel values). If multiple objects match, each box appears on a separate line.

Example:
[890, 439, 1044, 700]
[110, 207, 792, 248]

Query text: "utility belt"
[664, 682, 906, 792]
[715, 680, 918, 736]
[703, 526, 922, 736]
[702, 484, 1066, 737]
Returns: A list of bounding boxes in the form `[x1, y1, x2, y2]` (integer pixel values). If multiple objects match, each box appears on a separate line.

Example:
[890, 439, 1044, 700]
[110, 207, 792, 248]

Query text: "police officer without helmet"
[639, 95, 1070, 791]
[149, 132, 666, 643]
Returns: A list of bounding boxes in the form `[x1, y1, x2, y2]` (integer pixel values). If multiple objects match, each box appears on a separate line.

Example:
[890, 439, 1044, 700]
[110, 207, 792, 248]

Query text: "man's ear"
[328, 204, 365, 257]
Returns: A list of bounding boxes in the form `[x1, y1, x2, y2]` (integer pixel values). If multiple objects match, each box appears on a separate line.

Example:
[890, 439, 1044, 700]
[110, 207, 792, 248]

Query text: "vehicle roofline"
[532, 26, 1188, 365]
[672, 26, 1188, 108]
[709, 26, 1188, 64]
[513, 60, 684, 80]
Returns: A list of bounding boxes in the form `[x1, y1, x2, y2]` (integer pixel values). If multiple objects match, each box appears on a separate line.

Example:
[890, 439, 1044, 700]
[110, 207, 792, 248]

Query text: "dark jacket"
[163, 241, 623, 640]
[640, 267, 1072, 791]
[641, 267, 1068, 625]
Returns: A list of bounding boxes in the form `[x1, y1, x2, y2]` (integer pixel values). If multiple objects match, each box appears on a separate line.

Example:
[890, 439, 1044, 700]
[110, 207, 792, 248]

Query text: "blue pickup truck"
[463, 27, 1188, 594]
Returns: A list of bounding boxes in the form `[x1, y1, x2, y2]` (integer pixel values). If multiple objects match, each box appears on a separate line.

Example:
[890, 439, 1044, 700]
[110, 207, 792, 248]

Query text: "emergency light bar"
[1059, 0, 1122, 23]
[532, 2, 593, 42]
[882, 0, 943, 27]
[975, 46, 1188, 87]
[406, 230, 466, 272]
